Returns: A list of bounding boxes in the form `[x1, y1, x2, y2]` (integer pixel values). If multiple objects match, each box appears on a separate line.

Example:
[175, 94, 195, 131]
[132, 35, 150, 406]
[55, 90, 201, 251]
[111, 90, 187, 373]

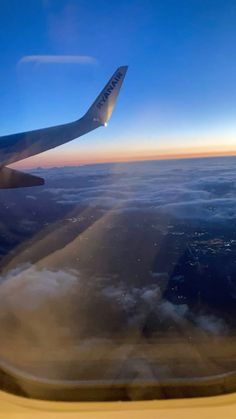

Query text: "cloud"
[26, 195, 37, 200]
[0, 265, 227, 392]
[18, 55, 97, 66]
[158, 198, 236, 221]
[36, 157, 236, 222]
[0, 265, 224, 347]
[194, 314, 226, 335]
[0, 158, 233, 395]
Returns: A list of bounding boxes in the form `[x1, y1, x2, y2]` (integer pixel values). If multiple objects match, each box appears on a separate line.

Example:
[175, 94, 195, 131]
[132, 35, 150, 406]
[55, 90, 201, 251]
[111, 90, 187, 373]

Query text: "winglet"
[84, 66, 128, 126]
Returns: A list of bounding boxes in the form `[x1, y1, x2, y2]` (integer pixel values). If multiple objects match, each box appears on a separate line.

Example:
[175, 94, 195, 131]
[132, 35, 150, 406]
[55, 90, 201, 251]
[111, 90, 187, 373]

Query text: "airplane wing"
[0, 65, 128, 188]
[0, 167, 44, 188]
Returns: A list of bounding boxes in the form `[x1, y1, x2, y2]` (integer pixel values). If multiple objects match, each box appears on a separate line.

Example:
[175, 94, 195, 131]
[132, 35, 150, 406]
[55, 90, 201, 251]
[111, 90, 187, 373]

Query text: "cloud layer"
[36, 156, 236, 222]
[0, 157, 235, 390]
[0, 264, 228, 383]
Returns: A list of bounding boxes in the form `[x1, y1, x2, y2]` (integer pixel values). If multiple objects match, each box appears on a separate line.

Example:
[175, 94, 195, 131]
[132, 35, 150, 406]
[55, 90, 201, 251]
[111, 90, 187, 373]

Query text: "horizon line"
[11, 149, 236, 170]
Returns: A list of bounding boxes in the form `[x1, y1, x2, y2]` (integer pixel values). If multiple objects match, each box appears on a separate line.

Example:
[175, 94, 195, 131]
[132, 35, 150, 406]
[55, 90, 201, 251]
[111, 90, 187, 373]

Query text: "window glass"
[0, 0, 236, 401]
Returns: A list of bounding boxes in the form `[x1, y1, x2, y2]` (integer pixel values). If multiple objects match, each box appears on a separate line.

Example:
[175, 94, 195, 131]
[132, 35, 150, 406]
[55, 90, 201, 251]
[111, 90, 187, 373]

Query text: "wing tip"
[84, 65, 128, 126]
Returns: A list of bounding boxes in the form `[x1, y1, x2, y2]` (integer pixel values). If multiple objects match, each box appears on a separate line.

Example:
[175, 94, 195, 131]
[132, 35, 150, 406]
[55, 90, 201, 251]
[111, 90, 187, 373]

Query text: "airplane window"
[0, 0, 236, 401]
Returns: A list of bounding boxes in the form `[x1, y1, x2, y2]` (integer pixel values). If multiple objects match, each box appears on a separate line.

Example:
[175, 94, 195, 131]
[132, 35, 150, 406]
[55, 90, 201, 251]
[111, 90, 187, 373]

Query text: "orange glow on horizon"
[11, 145, 236, 170]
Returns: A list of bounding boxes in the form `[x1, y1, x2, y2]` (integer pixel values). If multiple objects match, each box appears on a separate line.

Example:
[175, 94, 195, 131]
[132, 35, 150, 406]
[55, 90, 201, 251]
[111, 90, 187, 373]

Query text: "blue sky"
[1, 0, 236, 166]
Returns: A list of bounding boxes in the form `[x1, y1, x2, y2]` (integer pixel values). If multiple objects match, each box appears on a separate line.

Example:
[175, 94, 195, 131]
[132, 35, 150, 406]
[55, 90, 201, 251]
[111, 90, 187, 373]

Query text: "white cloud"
[26, 195, 37, 200]
[38, 158, 236, 221]
[194, 314, 226, 335]
[0, 265, 229, 387]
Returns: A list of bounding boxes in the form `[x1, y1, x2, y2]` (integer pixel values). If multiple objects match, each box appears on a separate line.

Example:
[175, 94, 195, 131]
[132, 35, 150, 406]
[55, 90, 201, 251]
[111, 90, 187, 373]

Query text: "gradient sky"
[1, 0, 236, 168]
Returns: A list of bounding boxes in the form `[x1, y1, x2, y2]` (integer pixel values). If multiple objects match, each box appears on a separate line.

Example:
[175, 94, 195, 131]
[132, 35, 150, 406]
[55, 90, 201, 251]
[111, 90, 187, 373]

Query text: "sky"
[1, 0, 236, 168]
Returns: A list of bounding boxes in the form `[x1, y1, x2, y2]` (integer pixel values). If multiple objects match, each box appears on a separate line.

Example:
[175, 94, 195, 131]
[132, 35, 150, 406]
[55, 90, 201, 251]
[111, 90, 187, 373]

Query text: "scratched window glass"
[0, 0, 236, 401]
